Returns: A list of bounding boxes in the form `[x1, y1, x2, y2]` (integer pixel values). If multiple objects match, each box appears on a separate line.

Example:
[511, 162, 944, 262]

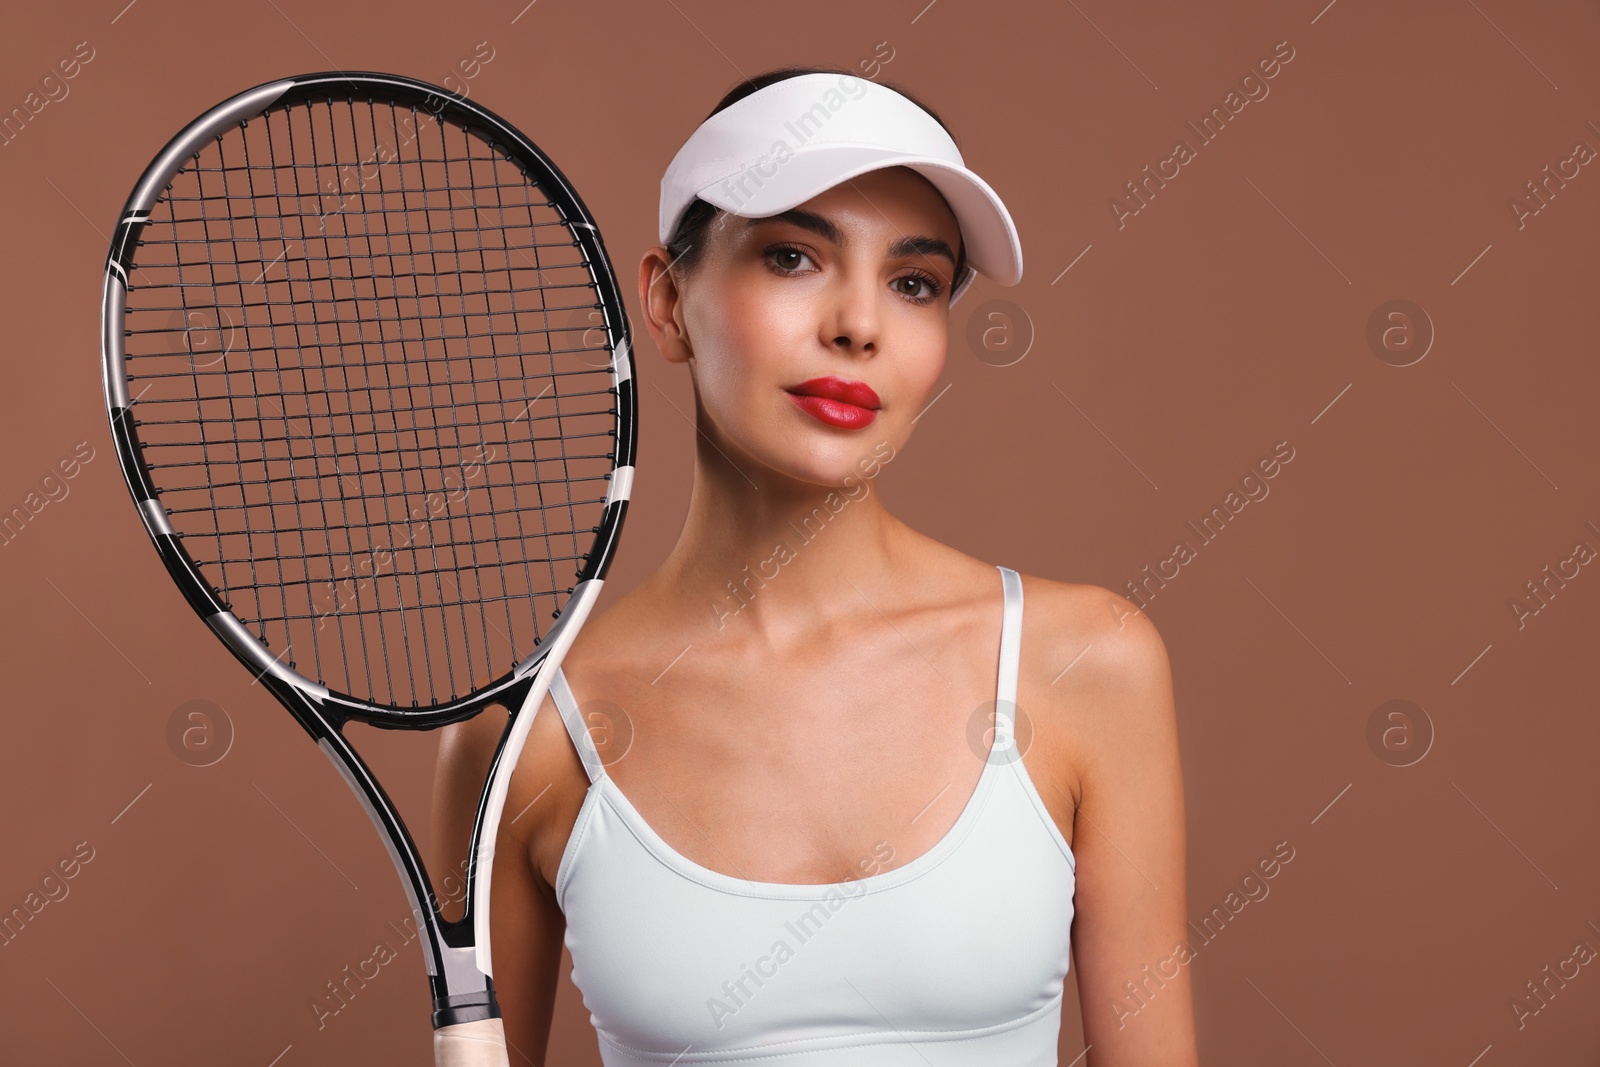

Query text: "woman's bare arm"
[1047, 588, 1199, 1066]
[433, 703, 574, 1065]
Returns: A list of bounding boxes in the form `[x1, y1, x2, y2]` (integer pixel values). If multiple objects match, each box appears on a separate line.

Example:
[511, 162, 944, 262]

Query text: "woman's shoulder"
[1004, 569, 1177, 824]
[1007, 567, 1172, 714]
[898, 537, 1172, 688]
[553, 577, 690, 691]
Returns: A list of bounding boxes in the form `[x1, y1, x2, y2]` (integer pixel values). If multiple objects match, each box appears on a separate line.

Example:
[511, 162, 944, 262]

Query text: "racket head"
[102, 72, 637, 727]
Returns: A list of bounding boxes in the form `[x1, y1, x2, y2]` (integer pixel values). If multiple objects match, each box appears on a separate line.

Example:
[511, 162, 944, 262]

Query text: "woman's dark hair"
[663, 65, 969, 297]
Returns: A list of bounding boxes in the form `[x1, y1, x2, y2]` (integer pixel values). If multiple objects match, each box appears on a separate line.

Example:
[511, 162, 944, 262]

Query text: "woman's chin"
[754, 444, 894, 493]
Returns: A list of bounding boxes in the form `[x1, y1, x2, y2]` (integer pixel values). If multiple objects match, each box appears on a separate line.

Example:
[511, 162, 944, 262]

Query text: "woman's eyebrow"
[747, 209, 957, 266]
[748, 208, 843, 245]
[887, 234, 956, 267]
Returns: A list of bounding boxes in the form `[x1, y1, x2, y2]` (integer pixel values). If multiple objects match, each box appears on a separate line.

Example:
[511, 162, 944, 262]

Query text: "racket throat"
[432, 946, 502, 1028]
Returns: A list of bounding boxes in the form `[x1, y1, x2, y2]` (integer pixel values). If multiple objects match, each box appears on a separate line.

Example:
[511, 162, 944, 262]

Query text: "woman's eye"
[770, 247, 813, 271]
[895, 274, 941, 301]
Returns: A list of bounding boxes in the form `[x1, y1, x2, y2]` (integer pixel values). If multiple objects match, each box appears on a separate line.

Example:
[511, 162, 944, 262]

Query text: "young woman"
[437, 66, 1198, 1067]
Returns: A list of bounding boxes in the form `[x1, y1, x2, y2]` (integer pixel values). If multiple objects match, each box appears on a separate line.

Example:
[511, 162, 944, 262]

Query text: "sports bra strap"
[549, 667, 606, 784]
[996, 566, 1023, 723]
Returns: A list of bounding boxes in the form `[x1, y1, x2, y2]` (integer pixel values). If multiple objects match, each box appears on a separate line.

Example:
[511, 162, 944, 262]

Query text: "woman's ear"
[638, 246, 693, 365]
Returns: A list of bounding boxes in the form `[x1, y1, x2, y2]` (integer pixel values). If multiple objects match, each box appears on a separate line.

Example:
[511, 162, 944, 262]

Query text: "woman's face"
[642, 166, 964, 489]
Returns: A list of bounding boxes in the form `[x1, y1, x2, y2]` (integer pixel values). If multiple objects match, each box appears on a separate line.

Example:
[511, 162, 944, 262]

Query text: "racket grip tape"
[434, 1017, 510, 1065]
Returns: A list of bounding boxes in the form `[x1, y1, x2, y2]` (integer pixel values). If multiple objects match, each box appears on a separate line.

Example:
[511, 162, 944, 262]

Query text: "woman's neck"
[651, 420, 921, 650]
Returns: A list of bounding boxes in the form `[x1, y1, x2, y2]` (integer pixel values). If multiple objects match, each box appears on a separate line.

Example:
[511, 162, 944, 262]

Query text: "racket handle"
[433, 1018, 509, 1066]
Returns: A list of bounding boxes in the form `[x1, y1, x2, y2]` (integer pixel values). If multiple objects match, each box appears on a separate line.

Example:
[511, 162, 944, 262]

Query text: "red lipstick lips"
[784, 376, 881, 429]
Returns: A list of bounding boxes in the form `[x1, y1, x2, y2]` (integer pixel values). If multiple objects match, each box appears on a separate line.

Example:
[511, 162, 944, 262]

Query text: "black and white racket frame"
[100, 71, 636, 1031]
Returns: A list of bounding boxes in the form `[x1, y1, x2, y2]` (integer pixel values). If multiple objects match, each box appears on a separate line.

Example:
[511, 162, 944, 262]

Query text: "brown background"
[3, 0, 1598, 1064]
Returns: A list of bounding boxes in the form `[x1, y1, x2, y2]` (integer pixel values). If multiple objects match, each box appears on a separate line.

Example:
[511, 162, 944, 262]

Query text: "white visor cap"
[659, 72, 1022, 306]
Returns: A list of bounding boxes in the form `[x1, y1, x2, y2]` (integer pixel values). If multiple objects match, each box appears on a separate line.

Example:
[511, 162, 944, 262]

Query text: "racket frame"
[101, 71, 636, 1031]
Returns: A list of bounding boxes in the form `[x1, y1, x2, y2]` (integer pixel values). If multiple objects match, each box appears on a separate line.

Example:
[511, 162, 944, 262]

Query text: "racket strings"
[121, 93, 619, 709]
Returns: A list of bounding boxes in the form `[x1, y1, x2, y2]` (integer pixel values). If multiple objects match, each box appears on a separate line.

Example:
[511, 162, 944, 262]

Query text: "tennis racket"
[100, 71, 635, 1064]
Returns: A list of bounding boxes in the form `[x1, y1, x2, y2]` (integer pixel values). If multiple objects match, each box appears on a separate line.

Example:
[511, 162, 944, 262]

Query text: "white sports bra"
[549, 565, 1077, 1065]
